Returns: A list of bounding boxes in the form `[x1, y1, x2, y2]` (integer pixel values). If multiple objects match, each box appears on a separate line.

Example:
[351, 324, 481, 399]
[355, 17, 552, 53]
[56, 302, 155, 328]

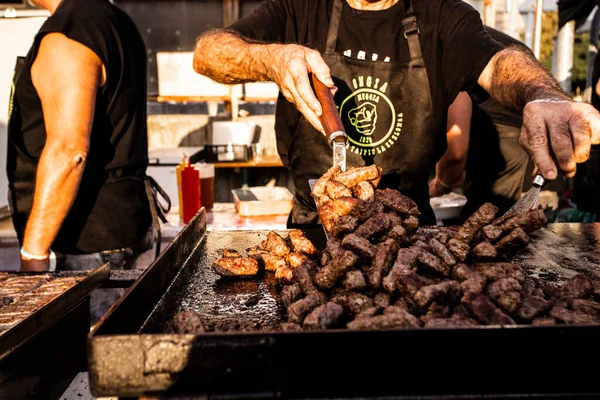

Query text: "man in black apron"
[8, 0, 168, 322]
[193, 0, 600, 228]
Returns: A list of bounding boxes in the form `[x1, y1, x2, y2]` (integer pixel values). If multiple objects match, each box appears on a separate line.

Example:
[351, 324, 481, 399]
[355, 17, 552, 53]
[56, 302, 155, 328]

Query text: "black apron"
[286, 0, 437, 227]
[7, 57, 170, 258]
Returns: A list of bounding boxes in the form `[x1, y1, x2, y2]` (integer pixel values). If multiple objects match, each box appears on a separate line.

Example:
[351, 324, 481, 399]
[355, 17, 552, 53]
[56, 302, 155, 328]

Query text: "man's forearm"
[480, 47, 570, 113]
[193, 30, 276, 84]
[22, 146, 86, 255]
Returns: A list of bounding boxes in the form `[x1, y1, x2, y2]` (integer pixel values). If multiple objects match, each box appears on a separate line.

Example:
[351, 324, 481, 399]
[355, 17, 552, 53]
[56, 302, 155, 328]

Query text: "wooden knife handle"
[311, 74, 346, 142]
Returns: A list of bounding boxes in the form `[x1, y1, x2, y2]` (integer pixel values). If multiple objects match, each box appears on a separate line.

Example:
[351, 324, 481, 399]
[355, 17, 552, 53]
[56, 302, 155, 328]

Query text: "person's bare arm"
[193, 30, 334, 133]
[478, 47, 600, 180]
[430, 92, 472, 197]
[21, 33, 104, 271]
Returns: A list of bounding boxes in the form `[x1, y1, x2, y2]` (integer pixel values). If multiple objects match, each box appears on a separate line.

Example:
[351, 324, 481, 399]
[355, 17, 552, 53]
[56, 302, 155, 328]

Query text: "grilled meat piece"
[260, 231, 291, 257]
[382, 247, 422, 293]
[552, 274, 594, 301]
[221, 249, 242, 258]
[453, 203, 498, 244]
[332, 196, 366, 218]
[355, 213, 391, 240]
[353, 181, 375, 201]
[403, 215, 420, 232]
[425, 317, 480, 328]
[356, 306, 383, 320]
[331, 215, 359, 238]
[550, 306, 599, 325]
[325, 179, 353, 199]
[377, 189, 420, 216]
[495, 227, 530, 255]
[412, 240, 431, 252]
[287, 252, 312, 269]
[447, 239, 470, 262]
[171, 311, 205, 334]
[342, 234, 376, 261]
[311, 165, 341, 198]
[212, 257, 259, 277]
[288, 230, 320, 259]
[452, 263, 478, 282]
[461, 275, 487, 295]
[516, 296, 550, 321]
[571, 299, 600, 319]
[498, 209, 548, 234]
[315, 241, 359, 290]
[386, 225, 409, 244]
[486, 278, 522, 314]
[334, 165, 380, 187]
[247, 247, 287, 272]
[275, 267, 295, 283]
[474, 263, 526, 284]
[522, 278, 546, 299]
[470, 242, 498, 262]
[318, 198, 338, 232]
[421, 302, 452, 323]
[280, 322, 303, 332]
[287, 293, 327, 324]
[331, 292, 375, 316]
[303, 302, 344, 330]
[462, 292, 516, 325]
[414, 281, 462, 309]
[417, 252, 451, 277]
[367, 239, 399, 289]
[281, 284, 304, 308]
[293, 261, 319, 296]
[397, 272, 425, 298]
[478, 225, 504, 243]
[428, 238, 457, 266]
[374, 293, 391, 308]
[343, 270, 367, 291]
[532, 317, 556, 326]
[347, 309, 421, 330]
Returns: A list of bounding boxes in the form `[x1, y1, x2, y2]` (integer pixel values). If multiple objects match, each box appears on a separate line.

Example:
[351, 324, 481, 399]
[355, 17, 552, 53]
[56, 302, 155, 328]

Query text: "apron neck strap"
[325, 0, 344, 54]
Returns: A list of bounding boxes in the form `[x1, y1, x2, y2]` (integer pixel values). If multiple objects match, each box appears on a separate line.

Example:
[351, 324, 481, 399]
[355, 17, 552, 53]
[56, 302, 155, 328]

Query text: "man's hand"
[268, 44, 335, 134]
[520, 101, 600, 179]
[429, 177, 452, 198]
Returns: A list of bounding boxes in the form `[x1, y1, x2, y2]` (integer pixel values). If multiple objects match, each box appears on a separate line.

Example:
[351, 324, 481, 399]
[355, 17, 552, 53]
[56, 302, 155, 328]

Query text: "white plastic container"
[232, 187, 293, 217]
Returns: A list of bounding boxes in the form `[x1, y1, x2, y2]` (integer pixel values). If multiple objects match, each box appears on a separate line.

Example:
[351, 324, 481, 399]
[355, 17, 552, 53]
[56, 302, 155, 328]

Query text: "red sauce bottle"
[180, 159, 201, 224]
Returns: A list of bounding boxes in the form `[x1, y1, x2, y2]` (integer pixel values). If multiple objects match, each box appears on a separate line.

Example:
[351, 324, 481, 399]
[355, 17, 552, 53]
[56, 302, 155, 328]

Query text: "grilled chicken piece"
[325, 179, 352, 199]
[259, 231, 291, 257]
[353, 181, 375, 202]
[212, 257, 259, 277]
[288, 230, 319, 259]
[247, 247, 287, 272]
[311, 166, 341, 199]
[333, 165, 380, 187]
[221, 249, 242, 258]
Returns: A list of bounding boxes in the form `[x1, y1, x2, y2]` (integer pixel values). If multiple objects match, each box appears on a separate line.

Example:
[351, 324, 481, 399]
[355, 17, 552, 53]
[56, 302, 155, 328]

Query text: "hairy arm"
[21, 33, 104, 271]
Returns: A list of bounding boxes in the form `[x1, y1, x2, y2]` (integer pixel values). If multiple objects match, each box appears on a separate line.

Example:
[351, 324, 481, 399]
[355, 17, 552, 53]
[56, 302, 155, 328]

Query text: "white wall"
[0, 17, 47, 210]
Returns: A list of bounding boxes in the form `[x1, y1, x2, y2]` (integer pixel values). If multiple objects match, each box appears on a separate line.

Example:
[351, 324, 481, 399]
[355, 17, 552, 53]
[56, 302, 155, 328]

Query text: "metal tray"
[88, 211, 600, 399]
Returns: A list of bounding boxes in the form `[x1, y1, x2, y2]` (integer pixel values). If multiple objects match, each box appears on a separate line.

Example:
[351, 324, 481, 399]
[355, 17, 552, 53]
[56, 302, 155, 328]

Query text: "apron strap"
[143, 175, 171, 259]
[325, 0, 344, 54]
[401, 0, 423, 60]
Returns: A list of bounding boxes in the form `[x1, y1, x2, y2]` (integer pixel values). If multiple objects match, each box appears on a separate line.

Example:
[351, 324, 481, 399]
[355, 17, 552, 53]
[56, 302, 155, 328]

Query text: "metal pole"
[556, 20, 575, 94]
[532, 0, 543, 59]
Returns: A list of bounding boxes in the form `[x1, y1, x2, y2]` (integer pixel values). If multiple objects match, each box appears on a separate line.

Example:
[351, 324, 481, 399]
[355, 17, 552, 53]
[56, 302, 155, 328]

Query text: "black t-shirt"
[230, 0, 504, 137]
[7, 0, 151, 253]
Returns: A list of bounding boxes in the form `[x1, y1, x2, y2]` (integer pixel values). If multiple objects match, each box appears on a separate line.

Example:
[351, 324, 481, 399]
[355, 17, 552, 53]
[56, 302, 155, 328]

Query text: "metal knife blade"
[502, 174, 546, 217]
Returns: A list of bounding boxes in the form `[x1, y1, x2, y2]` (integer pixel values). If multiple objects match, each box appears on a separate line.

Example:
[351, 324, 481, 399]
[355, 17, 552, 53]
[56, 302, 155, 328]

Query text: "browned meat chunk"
[487, 278, 522, 314]
[377, 189, 420, 216]
[171, 311, 205, 334]
[332, 196, 366, 218]
[396, 272, 425, 299]
[311, 165, 341, 198]
[461, 275, 487, 295]
[552, 274, 594, 301]
[212, 257, 259, 277]
[374, 293, 391, 308]
[425, 317, 479, 328]
[347, 309, 421, 330]
[331, 293, 374, 315]
[353, 181, 375, 202]
[275, 267, 295, 284]
[435, 231, 452, 245]
[384, 305, 410, 315]
[516, 296, 550, 321]
[325, 179, 352, 199]
[532, 317, 556, 326]
[280, 322, 302, 332]
[382, 247, 422, 293]
[287, 293, 327, 324]
[367, 239, 399, 290]
[414, 281, 462, 309]
[315, 240, 359, 290]
[462, 292, 515, 325]
[495, 227, 530, 254]
[318, 198, 338, 232]
[452, 263, 478, 282]
[447, 239, 470, 262]
[421, 302, 451, 323]
[221, 249, 242, 258]
[355, 214, 391, 239]
[428, 238, 457, 266]
[498, 209, 548, 234]
[453, 203, 498, 244]
[470, 242, 498, 262]
[303, 302, 344, 330]
[474, 263, 526, 284]
[281, 284, 303, 308]
[287, 252, 310, 269]
[293, 261, 319, 296]
[334, 165, 380, 187]
[288, 230, 320, 259]
[478, 225, 504, 243]
[330, 215, 359, 238]
[417, 252, 451, 277]
[386, 225, 409, 245]
[522, 278, 546, 299]
[403, 215, 420, 232]
[247, 247, 287, 272]
[550, 306, 599, 325]
[356, 307, 383, 320]
[571, 299, 600, 319]
[342, 234, 376, 261]
[260, 231, 291, 257]
[413, 240, 431, 252]
[343, 270, 367, 291]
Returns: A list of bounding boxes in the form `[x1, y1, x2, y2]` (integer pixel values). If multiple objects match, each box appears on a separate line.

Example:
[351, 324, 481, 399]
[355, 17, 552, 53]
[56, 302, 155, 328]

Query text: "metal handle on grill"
[311, 74, 347, 146]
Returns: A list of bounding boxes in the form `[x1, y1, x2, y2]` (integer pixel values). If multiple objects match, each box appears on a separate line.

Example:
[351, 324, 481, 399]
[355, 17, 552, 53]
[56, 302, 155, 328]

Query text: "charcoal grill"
[88, 210, 600, 399]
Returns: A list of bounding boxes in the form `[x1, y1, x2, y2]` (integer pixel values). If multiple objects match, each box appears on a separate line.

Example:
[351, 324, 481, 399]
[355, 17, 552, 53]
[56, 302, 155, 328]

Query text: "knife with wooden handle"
[311, 74, 347, 172]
